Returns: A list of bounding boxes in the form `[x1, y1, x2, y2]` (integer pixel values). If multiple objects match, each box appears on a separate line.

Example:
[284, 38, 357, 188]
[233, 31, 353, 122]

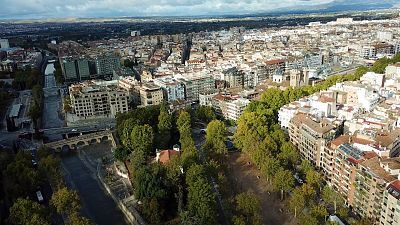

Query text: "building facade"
[69, 81, 129, 119]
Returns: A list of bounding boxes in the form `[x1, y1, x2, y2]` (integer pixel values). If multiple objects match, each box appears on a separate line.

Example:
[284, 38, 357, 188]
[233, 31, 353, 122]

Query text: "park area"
[227, 152, 297, 225]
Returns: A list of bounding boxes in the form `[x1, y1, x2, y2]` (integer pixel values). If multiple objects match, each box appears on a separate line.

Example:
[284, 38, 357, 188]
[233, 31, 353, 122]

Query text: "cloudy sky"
[0, 0, 339, 19]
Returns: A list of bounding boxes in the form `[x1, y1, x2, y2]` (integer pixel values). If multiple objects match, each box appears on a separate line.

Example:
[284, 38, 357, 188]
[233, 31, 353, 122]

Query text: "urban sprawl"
[2, 15, 400, 225]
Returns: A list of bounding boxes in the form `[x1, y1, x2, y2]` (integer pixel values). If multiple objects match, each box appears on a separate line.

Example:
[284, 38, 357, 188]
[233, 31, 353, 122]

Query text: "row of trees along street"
[0, 146, 93, 225]
[232, 54, 400, 225]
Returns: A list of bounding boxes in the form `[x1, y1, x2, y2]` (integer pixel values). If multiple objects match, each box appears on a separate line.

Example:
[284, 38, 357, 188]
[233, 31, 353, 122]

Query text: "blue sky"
[0, 0, 337, 19]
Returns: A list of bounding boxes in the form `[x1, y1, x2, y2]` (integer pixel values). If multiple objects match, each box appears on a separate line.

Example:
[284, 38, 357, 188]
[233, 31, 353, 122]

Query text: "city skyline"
[0, 0, 398, 19]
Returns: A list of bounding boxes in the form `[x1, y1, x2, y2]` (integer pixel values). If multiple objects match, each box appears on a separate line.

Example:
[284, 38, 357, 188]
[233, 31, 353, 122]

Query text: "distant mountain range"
[277, 0, 399, 14]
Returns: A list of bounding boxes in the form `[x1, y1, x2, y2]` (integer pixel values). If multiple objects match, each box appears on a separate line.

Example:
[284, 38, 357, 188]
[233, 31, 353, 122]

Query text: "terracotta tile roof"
[381, 157, 400, 170]
[387, 180, 400, 200]
[159, 150, 180, 164]
[389, 180, 400, 192]
[330, 135, 350, 148]
[375, 129, 400, 147]
[361, 157, 398, 183]
[265, 59, 284, 65]
[352, 136, 375, 146]
[319, 96, 335, 103]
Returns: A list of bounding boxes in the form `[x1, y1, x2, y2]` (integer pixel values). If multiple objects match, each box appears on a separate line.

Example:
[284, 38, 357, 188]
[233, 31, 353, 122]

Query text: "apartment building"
[199, 91, 218, 107]
[62, 58, 78, 80]
[61, 57, 91, 81]
[380, 180, 400, 225]
[153, 77, 185, 102]
[69, 81, 129, 119]
[289, 113, 339, 167]
[223, 98, 250, 121]
[222, 67, 253, 88]
[137, 82, 164, 107]
[176, 73, 215, 101]
[209, 93, 249, 121]
[322, 134, 377, 205]
[353, 157, 400, 223]
[95, 55, 121, 76]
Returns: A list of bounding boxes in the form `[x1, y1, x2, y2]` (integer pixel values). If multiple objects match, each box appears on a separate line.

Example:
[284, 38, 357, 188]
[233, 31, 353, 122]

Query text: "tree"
[177, 111, 193, 150]
[299, 214, 318, 225]
[260, 156, 280, 183]
[32, 84, 43, 104]
[204, 120, 228, 161]
[273, 168, 294, 200]
[123, 58, 135, 68]
[50, 187, 81, 216]
[9, 198, 51, 225]
[4, 151, 41, 200]
[68, 214, 94, 225]
[29, 102, 41, 131]
[305, 169, 322, 190]
[180, 210, 200, 225]
[322, 185, 343, 213]
[186, 164, 206, 186]
[158, 103, 172, 149]
[195, 106, 216, 123]
[130, 124, 154, 156]
[120, 118, 137, 148]
[300, 183, 317, 204]
[289, 187, 305, 218]
[63, 96, 72, 112]
[278, 141, 299, 168]
[235, 191, 261, 216]
[113, 146, 130, 162]
[311, 204, 328, 221]
[337, 206, 349, 220]
[38, 154, 63, 188]
[177, 111, 191, 134]
[134, 164, 167, 201]
[141, 198, 162, 224]
[187, 177, 217, 225]
[206, 120, 226, 144]
[234, 191, 262, 225]
[300, 160, 313, 175]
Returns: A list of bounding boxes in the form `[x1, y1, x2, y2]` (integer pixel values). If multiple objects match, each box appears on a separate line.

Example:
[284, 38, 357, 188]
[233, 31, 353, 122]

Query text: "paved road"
[62, 152, 127, 225]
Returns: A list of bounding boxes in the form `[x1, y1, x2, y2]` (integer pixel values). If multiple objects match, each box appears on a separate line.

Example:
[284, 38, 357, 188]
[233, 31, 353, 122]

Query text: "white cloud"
[0, 0, 335, 19]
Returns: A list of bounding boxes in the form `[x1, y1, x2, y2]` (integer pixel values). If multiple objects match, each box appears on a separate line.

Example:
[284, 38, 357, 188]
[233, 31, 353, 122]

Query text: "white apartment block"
[153, 77, 185, 102]
[223, 98, 250, 121]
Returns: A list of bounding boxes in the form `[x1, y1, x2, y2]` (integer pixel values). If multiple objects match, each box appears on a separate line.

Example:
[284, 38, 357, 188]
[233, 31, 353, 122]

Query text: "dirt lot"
[227, 152, 297, 225]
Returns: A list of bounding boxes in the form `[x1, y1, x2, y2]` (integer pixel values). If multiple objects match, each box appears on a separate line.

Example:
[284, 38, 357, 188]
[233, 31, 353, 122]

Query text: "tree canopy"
[9, 198, 51, 225]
